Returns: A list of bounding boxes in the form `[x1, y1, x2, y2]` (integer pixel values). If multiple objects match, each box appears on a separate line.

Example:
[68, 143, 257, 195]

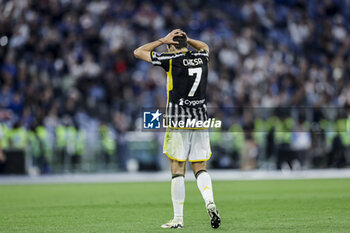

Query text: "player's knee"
[171, 168, 185, 176]
[170, 160, 186, 176]
[191, 161, 206, 175]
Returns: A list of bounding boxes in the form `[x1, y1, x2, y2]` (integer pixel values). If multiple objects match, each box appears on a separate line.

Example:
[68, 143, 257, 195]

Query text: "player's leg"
[162, 129, 190, 228]
[192, 161, 221, 229]
[170, 159, 186, 222]
[161, 158, 186, 229]
[189, 130, 215, 206]
[192, 161, 213, 205]
[189, 128, 221, 229]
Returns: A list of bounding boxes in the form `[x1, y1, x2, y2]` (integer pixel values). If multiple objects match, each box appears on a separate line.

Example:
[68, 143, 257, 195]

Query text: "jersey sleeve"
[150, 51, 170, 71]
[197, 49, 209, 56]
[195, 49, 209, 62]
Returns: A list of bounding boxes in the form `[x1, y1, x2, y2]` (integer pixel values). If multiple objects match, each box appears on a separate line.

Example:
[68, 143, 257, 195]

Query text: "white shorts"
[163, 128, 212, 162]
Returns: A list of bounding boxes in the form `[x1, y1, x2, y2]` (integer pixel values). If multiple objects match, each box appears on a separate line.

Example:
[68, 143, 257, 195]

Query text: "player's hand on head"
[180, 31, 187, 39]
[173, 29, 187, 39]
[174, 29, 185, 34]
[160, 29, 183, 44]
[170, 29, 183, 36]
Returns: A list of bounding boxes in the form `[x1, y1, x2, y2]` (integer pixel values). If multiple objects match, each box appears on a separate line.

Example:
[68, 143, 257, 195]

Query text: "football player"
[134, 29, 221, 229]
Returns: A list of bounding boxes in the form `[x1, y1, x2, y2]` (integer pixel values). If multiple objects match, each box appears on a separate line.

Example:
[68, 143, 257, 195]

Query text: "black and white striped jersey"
[151, 49, 209, 129]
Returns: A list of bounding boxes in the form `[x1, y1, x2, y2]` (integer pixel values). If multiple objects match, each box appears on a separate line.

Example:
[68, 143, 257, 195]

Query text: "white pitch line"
[0, 169, 350, 185]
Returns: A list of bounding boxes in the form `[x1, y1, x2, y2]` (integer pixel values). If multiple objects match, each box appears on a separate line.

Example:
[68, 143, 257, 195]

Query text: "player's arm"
[186, 36, 209, 53]
[133, 40, 163, 63]
[133, 29, 182, 63]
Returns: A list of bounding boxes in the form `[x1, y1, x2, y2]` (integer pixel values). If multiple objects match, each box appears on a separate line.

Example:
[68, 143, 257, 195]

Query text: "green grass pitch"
[0, 178, 349, 232]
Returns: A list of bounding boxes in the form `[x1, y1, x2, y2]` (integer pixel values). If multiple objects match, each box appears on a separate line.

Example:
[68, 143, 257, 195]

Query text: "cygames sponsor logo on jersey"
[179, 98, 205, 106]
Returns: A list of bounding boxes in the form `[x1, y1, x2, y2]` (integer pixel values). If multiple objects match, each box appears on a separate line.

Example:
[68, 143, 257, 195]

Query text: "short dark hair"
[172, 34, 187, 49]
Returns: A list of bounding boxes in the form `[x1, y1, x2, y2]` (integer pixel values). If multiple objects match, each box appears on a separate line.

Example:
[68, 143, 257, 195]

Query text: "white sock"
[171, 176, 185, 222]
[196, 171, 214, 206]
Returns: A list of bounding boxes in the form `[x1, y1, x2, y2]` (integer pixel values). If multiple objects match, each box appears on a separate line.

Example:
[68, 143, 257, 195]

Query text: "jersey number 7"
[188, 67, 202, 97]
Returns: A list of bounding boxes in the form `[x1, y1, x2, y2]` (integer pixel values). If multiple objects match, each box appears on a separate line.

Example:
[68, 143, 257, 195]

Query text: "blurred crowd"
[1, 0, 350, 173]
